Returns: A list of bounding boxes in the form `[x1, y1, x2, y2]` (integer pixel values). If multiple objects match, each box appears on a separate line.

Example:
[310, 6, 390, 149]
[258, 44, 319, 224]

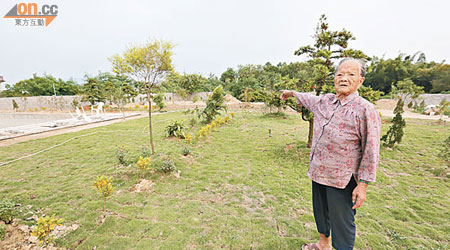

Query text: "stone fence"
[0, 92, 212, 111]
[402, 94, 450, 106]
[2, 93, 447, 112]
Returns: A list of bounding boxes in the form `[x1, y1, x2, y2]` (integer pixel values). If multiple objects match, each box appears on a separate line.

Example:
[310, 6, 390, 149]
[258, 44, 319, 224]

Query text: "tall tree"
[294, 14, 369, 148]
[110, 39, 174, 154]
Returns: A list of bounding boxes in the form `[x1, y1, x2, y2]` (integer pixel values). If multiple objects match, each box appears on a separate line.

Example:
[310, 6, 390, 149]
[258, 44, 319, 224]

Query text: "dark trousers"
[312, 178, 357, 250]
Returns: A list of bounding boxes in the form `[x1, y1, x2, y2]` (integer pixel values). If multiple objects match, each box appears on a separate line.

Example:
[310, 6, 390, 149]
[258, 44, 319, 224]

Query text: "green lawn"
[0, 111, 449, 249]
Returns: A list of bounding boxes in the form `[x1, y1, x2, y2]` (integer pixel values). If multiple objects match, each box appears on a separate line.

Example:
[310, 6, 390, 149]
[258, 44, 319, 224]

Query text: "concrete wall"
[0, 92, 212, 111]
[403, 94, 450, 106]
[0, 96, 87, 111]
[130, 92, 210, 104]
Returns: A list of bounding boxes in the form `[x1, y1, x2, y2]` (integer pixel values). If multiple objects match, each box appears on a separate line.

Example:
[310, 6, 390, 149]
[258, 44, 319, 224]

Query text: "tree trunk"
[307, 119, 313, 148]
[147, 88, 155, 155]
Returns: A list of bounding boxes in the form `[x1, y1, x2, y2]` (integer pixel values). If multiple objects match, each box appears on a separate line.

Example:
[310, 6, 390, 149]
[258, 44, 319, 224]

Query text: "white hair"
[335, 58, 367, 77]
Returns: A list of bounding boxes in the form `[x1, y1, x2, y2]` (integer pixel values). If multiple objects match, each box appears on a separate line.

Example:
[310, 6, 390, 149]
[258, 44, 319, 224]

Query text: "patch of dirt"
[284, 144, 295, 153]
[181, 155, 196, 165]
[304, 222, 315, 229]
[0, 219, 78, 250]
[242, 190, 268, 215]
[376, 99, 398, 110]
[224, 94, 241, 104]
[129, 179, 154, 193]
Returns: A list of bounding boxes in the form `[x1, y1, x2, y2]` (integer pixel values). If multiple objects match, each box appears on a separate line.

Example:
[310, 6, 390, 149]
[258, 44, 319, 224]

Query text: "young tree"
[294, 14, 369, 148]
[381, 99, 406, 147]
[110, 39, 174, 154]
[391, 78, 424, 106]
[200, 85, 227, 123]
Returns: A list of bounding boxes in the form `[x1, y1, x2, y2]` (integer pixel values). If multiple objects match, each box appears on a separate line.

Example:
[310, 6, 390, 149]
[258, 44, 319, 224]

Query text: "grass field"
[0, 110, 449, 249]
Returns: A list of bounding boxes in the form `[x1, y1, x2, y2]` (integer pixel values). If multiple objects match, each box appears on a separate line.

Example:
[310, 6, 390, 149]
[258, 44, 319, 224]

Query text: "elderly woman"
[280, 58, 381, 250]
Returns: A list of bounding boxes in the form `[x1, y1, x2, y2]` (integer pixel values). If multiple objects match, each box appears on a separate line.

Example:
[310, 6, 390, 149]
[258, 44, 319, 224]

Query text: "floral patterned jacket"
[294, 91, 381, 189]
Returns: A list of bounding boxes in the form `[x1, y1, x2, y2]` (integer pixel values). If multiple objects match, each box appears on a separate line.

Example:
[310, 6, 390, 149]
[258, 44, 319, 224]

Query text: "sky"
[1, 0, 449, 88]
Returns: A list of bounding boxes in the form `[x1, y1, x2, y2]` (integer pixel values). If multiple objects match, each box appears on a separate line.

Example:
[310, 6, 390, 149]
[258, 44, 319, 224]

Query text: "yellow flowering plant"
[93, 175, 114, 211]
[136, 156, 151, 178]
[31, 215, 63, 246]
[185, 133, 193, 144]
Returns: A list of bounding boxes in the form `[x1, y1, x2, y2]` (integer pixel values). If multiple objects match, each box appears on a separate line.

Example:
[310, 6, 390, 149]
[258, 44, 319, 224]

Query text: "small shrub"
[199, 127, 207, 137]
[192, 107, 200, 115]
[93, 176, 114, 211]
[144, 105, 149, 109]
[418, 100, 425, 113]
[185, 133, 193, 144]
[211, 121, 217, 132]
[381, 99, 406, 147]
[438, 100, 449, 121]
[136, 156, 151, 178]
[189, 117, 197, 127]
[141, 145, 151, 158]
[41, 107, 46, 110]
[192, 95, 200, 103]
[135, 104, 140, 109]
[12, 99, 19, 111]
[153, 93, 166, 111]
[176, 88, 189, 101]
[230, 112, 235, 118]
[115, 145, 128, 165]
[128, 106, 132, 110]
[194, 132, 200, 141]
[0, 198, 17, 224]
[31, 215, 63, 246]
[407, 101, 413, 109]
[72, 98, 79, 109]
[439, 135, 450, 167]
[165, 120, 186, 138]
[200, 85, 227, 123]
[161, 158, 176, 173]
[182, 147, 191, 156]
[0, 223, 6, 240]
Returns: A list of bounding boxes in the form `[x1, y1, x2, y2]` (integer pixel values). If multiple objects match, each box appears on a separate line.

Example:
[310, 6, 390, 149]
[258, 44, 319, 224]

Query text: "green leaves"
[382, 99, 406, 147]
[109, 39, 174, 85]
[31, 214, 63, 246]
[165, 120, 187, 138]
[0, 198, 17, 224]
[1, 74, 80, 97]
[200, 85, 227, 123]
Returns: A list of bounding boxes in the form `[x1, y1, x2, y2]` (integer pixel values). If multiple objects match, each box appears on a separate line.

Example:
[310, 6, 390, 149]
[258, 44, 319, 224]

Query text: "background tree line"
[2, 54, 448, 100]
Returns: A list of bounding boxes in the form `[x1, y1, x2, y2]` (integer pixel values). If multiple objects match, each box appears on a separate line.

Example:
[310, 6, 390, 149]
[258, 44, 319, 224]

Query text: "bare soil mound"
[376, 99, 398, 110]
[224, 94, 241, 104]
